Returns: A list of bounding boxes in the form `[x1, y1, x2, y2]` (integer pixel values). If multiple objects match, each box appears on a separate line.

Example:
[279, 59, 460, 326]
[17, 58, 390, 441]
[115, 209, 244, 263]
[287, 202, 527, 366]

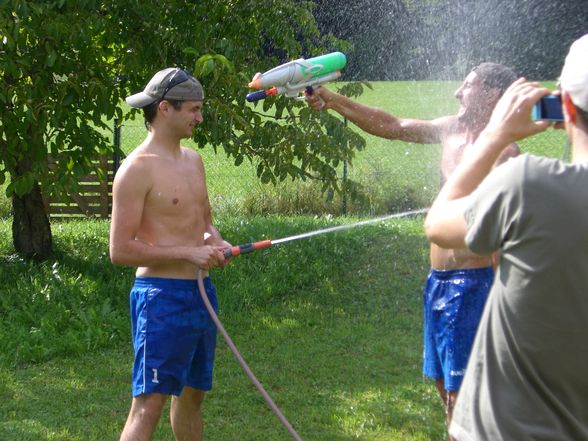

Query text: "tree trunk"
[12, 182, 53, 262]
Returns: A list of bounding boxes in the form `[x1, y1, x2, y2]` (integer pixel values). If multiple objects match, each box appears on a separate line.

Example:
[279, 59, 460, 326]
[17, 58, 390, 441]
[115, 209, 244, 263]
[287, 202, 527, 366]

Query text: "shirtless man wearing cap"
[425, 34, 588, 440]
[110, 67, 229, 441]
[306, 63, 519, 438]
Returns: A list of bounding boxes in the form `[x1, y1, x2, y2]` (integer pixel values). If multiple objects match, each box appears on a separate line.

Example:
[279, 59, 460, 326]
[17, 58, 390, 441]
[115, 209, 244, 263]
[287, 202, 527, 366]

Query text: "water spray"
[224, 208, 428, 259]
[199, 207, 428, 440]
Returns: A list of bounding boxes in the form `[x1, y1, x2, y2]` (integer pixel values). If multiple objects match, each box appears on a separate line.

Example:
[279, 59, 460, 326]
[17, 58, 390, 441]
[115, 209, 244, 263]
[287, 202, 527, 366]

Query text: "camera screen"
[539, 96, 563, 121]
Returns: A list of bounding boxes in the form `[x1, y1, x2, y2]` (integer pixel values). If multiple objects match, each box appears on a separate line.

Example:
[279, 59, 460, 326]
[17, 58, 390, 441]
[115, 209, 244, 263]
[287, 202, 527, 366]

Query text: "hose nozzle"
[224, 240, 273, 259]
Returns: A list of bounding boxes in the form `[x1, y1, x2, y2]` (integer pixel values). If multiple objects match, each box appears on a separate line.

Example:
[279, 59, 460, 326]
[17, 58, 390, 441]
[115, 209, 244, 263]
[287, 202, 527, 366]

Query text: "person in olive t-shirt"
[424, 34, 588, 440]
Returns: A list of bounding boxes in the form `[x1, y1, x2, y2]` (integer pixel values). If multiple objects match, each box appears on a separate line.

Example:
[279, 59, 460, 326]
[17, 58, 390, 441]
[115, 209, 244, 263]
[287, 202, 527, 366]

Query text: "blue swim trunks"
[422, 267, 493, 391]
[129, 277, 218, 397]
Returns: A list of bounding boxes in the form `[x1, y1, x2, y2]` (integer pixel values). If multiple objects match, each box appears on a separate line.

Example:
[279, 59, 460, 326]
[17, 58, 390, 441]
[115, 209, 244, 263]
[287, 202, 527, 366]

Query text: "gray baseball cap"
[126, 67, 204, 108]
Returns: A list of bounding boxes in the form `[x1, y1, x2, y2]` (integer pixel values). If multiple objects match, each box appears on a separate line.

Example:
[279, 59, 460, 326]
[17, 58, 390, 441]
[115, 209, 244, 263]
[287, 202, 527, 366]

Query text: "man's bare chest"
[440, 134, 471, 182]
[146, 163, 206, 213]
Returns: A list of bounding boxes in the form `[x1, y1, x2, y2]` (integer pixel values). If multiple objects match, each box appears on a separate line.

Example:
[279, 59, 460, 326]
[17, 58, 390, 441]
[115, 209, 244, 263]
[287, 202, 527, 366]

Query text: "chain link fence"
[116, 118, 568, 217]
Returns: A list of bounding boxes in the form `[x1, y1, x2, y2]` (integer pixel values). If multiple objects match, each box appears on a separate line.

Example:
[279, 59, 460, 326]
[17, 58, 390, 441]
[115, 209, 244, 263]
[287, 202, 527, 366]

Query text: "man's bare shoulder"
[179, 146, 206, 170]
[119, 146, 148, 166]
[434, 114, 459, 125]
[434, 114, 461, 134]
[113, 145, 158, 183]
[180, 145, 203, 160]
[399, 114, 459, 144]
[426, 115, 464, 144]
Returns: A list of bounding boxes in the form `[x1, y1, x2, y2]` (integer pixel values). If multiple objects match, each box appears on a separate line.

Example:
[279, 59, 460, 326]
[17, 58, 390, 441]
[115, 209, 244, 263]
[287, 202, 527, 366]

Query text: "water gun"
[246, 51, 346, 102]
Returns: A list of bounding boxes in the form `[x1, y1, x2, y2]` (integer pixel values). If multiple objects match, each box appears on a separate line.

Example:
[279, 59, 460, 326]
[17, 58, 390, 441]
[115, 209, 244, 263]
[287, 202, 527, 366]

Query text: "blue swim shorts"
[129, 277, 218, 397]
[422, 267, 493, 391]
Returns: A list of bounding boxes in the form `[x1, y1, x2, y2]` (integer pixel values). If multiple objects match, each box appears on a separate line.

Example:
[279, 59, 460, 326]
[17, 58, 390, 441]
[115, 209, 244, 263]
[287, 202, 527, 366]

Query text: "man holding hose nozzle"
[110, 67, 230, 441]
[306, 63, 519, 438]
[425, 34, 588, 440]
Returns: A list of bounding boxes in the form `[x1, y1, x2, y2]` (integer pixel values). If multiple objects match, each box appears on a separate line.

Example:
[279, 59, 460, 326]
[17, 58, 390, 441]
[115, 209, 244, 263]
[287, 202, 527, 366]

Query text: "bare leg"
[120, 393, 167, 441]
[434, 379, 447, 405]
[170, 386, 205, 441]
[445, 390, 458, 441]
[434, 379, 458, 441]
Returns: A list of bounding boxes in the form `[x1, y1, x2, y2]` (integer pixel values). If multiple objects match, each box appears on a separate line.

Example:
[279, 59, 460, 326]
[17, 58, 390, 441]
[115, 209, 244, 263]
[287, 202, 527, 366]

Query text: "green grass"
[0, 80, 569, 440]
[0, 214, 447, 440]
[0, 80, 568, 218]
[117, 80, 567, 216]
[0, 219, 129, 366]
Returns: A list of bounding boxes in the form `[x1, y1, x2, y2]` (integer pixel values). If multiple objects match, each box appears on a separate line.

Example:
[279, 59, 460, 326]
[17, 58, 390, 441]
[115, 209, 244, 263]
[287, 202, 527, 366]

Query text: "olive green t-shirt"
[451, 154, 588, 440]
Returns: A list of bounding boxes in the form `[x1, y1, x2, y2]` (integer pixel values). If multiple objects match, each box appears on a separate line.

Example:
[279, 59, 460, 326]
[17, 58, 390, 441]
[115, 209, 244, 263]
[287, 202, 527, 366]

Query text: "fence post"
[113, 118, 121, 172]
[98, 154, 109, 218]
[342, 117, 348, 214]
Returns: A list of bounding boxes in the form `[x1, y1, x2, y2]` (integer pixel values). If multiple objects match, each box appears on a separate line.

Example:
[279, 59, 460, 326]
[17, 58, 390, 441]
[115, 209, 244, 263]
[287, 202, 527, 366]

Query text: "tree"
[1, 0, 120, 260]
[0, 0, 365, 260]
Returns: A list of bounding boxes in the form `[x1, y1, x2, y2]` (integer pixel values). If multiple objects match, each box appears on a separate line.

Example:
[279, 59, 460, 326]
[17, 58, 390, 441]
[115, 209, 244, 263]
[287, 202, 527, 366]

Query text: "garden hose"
[197, 269, 304, 441]
[198, 208, 428, 439]
[223, 208, 428, 259]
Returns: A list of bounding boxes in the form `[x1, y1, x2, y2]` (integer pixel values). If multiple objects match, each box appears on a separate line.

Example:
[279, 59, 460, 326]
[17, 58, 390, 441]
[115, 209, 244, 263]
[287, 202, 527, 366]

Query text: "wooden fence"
[43, 154, 121, 220]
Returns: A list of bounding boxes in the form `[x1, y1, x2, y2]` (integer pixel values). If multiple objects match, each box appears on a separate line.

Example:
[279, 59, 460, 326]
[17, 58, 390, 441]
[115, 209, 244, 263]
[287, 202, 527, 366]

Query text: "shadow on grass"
[1, 215, 446, 440]
[0, 220, 134, 366]
[203, 216, 446, 440]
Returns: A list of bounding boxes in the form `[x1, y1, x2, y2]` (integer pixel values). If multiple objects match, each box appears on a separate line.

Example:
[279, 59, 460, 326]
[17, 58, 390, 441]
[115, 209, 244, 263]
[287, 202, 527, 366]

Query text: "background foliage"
[0, 0, 366, 256]
[1, 215, 448, 440]
[312, 0, 588, 81]
[0, 0, 365, 199]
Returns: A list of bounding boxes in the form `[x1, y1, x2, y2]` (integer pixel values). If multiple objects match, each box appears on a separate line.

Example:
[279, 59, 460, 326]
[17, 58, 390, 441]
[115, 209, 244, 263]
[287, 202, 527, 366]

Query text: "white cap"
[560, 34, 588, 112]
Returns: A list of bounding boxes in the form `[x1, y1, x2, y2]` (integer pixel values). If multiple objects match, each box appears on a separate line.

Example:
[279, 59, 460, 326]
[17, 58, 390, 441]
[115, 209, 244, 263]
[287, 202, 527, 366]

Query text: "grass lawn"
[0, 215, 447, 440]
[0, 80, 568, 440]
[115, 80, 567, 217]
[0, 80, 567, 218]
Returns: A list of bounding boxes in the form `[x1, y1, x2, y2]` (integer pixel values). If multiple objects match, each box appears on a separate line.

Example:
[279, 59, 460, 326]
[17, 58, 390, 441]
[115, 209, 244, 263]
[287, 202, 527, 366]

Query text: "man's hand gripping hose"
[197, 208, 428, 439]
